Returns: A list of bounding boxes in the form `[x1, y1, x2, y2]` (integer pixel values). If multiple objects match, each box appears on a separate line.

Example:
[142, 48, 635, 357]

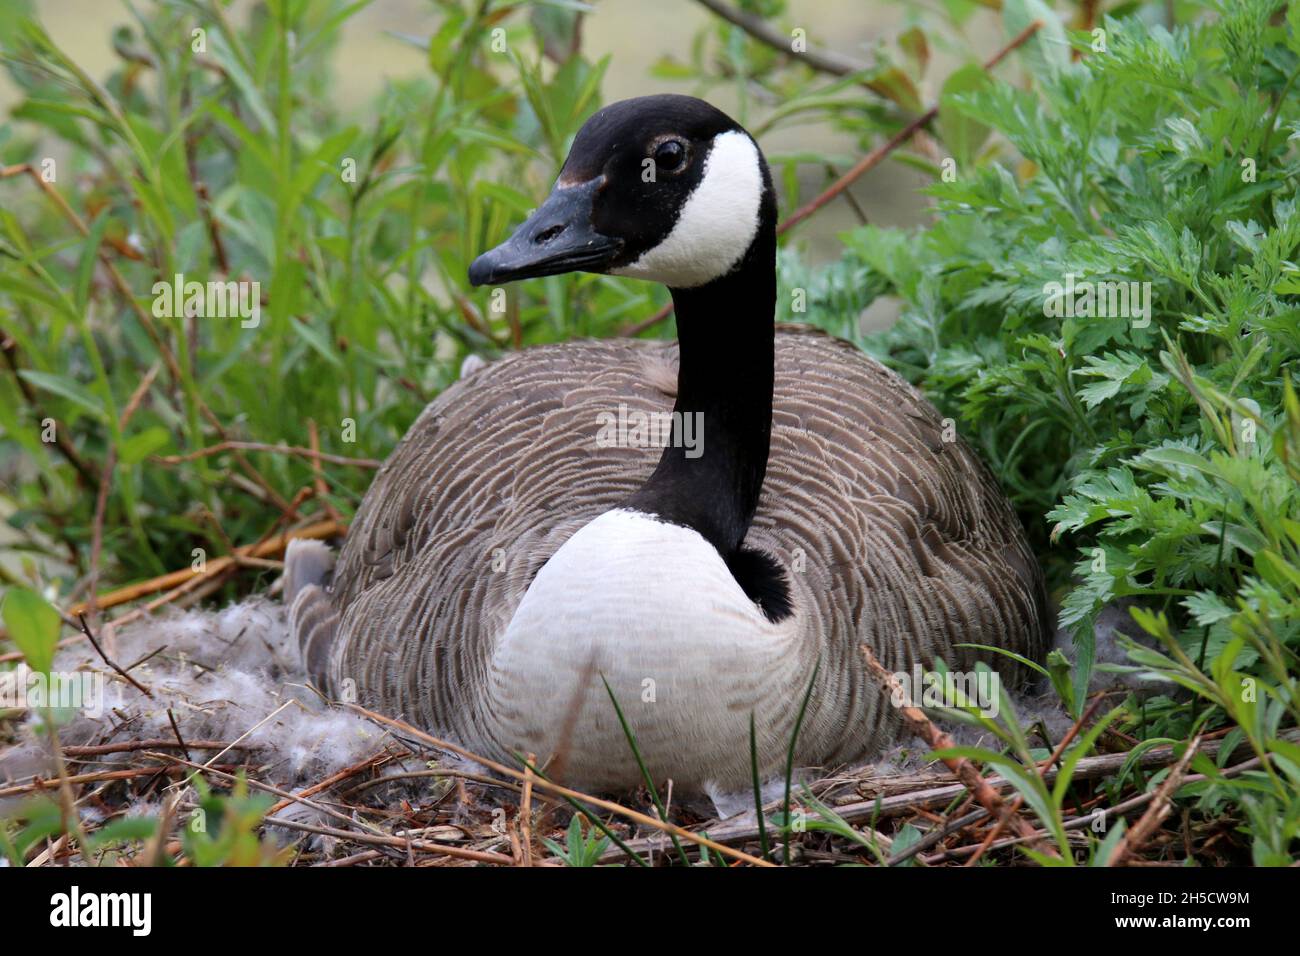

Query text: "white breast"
[483, 508, 802, 791]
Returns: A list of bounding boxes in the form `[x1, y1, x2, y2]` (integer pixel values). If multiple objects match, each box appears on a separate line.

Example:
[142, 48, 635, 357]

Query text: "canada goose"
[287, 94, 1050, 794]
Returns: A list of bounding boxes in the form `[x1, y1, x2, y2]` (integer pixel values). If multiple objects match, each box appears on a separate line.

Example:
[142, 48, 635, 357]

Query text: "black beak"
[468, 177, 623, 286]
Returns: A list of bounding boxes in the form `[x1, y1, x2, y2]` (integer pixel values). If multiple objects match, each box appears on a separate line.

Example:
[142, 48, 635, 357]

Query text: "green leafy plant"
[781, 0, 1300, 862]
[180, 775, 289, 866]
[0, 586, 59, 674]
[541, 812, 611, 867]
[0, 795, 64, 864]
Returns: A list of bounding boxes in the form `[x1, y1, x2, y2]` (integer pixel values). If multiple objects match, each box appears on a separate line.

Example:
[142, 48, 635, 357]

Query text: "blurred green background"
[3, 0, 985, 260]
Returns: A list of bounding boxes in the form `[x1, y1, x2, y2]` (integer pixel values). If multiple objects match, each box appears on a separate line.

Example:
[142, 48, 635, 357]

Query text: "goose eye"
[653, 139, 687, 173]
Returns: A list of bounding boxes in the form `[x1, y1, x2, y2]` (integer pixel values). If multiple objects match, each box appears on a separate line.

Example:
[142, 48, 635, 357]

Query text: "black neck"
[625, 208, 777, 559]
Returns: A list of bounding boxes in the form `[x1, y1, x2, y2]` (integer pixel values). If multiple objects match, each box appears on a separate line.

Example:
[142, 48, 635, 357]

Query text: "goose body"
[289, 95, 1049, 792]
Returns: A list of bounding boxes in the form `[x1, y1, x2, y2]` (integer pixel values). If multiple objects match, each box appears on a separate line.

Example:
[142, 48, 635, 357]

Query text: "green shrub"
[0, 1, 653, 583]
[783, 1, 1300, 862]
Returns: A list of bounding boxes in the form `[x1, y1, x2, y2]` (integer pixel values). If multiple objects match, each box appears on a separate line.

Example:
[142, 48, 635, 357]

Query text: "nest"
[0, 595, 1264, 867]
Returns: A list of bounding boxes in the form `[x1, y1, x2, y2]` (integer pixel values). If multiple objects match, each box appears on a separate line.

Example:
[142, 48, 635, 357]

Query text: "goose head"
[468, 94, 776, 291]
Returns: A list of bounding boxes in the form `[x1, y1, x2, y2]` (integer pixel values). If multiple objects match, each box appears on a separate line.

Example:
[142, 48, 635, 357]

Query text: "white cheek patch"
[611, 130, 763, 289]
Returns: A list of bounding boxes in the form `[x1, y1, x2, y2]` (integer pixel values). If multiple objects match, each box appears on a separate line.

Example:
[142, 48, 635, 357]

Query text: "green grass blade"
[783, 657, 820, 866]
[600, 675, 691, 866]
[749, 711, 770, 861]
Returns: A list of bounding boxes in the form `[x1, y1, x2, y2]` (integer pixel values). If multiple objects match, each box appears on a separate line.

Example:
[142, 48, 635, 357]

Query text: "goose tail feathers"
[284, 538, 338, 689]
